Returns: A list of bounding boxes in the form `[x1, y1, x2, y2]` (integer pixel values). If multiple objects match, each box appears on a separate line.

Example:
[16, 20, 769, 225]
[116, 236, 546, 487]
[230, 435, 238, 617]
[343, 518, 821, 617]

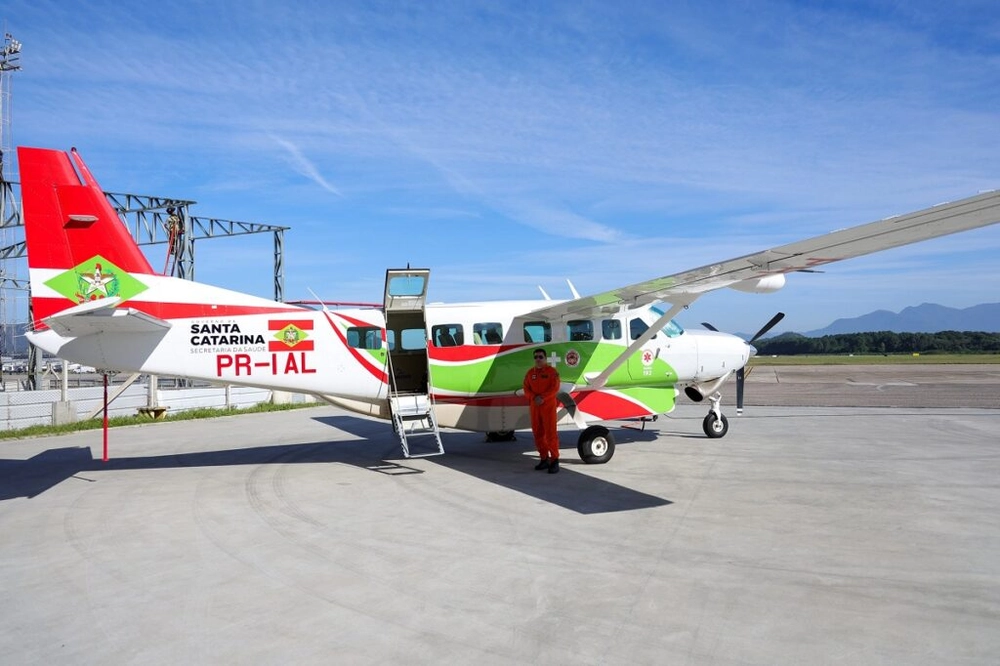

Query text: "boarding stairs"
[389, 392, 445, 458]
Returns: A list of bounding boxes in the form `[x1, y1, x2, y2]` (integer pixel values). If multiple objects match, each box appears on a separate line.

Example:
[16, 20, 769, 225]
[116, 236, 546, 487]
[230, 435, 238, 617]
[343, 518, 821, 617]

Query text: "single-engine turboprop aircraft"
[18, 146, 1000, 463]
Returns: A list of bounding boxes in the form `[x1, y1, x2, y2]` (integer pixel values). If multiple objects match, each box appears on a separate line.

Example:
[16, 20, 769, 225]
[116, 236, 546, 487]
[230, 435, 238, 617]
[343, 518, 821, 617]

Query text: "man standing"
[523, 349, 561, 473]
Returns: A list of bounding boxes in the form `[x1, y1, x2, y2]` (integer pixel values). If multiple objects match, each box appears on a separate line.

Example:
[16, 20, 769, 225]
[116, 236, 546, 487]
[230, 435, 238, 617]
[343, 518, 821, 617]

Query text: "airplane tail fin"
[19, 146, 157, 326]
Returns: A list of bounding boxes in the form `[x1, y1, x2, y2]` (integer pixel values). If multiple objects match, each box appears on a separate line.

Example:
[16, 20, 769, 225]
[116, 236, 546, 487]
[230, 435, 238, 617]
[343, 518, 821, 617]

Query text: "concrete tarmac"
[1, 365, 999, 664]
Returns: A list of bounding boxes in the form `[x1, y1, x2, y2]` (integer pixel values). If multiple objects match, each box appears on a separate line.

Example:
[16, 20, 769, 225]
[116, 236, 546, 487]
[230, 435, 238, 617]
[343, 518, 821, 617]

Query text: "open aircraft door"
[383, 268, 443, 458]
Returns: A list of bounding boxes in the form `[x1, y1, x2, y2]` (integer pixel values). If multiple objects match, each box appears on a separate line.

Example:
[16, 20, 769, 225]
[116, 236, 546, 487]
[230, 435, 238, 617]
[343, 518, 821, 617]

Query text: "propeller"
[736, 312, 784, 414]
[701, 312, 785, 414]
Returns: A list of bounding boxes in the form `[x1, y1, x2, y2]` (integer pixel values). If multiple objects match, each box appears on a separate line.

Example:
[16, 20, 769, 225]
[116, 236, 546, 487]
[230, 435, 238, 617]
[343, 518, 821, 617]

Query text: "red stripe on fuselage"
[31, 296, 306, 328]
[428, 344, 524, 362]
[321, 311, 389, 383]
[433, 389, 654, 420]
[432, 394, 528, 408]
[574, 390, 654, 420]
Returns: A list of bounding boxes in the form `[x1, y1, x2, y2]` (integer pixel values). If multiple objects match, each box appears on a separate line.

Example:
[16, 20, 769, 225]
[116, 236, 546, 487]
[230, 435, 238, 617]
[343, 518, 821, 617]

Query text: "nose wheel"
[703, 412, 729, 438]
[702, 392, 729, 438]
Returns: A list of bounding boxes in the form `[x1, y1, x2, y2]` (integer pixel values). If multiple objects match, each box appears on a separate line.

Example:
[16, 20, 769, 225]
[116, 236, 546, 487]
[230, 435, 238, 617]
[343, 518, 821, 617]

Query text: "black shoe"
[547, 460, 560, 474]
[534, 459, 550, 471]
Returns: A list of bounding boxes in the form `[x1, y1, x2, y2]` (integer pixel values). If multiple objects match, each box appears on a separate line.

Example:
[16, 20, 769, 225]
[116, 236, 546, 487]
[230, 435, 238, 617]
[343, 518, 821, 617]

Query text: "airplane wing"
[525, 189, 1000, 320]
[41, 297, 172, 337]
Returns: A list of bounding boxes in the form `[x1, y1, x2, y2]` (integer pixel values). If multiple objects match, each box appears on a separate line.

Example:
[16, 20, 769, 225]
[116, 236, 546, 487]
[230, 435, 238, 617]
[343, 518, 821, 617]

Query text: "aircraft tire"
[577, 426, 615, 464]
[485, 430, 516, 442]
[703, 413, 729, 438]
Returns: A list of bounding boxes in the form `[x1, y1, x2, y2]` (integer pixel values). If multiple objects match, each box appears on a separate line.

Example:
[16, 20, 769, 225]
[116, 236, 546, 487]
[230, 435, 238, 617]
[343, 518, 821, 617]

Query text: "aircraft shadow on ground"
[0, 438, 379, 503]
[317, 414, 671, 515]
[0, 417, 671, 514]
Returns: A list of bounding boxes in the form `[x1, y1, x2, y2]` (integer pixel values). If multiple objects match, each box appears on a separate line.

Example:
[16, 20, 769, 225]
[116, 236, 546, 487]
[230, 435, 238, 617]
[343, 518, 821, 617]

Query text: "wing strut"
[584, 300, 693, 389]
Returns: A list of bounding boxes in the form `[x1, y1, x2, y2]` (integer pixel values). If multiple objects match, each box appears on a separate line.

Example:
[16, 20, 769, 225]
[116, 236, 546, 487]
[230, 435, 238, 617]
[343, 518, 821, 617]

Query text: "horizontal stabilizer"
[43, 297, 171, 337]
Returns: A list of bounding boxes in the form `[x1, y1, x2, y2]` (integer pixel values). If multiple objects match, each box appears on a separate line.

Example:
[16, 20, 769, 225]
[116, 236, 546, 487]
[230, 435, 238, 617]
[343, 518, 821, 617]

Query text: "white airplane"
[18, 146, 1000, 463]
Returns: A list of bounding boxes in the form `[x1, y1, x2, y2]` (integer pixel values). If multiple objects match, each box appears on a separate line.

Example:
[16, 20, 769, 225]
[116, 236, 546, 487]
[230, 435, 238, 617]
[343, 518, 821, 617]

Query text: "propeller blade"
[736, 367, 745, 415]
[748, 312, 785, 343]
[701, 322, 719, 332]
[737, 313, 782, 416]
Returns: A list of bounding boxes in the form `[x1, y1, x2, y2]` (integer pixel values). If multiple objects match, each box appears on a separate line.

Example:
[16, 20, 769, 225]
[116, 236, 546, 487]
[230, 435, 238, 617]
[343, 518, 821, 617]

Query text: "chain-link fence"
[0, 379, 316, 432]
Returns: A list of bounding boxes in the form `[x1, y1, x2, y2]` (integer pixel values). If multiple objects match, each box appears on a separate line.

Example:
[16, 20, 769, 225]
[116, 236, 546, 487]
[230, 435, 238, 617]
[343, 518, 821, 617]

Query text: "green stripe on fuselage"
[429, 343, 678, 394]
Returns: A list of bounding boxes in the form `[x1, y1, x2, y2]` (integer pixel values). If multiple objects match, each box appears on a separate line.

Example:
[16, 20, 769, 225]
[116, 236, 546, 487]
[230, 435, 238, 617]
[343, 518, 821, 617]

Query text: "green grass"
[750, 353, 1000, 366]
[0, 400, 323, 441]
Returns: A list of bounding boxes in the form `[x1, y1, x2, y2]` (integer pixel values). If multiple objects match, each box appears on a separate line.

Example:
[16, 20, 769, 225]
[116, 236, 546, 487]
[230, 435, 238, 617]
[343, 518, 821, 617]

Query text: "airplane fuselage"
[27, 280, 750, 432]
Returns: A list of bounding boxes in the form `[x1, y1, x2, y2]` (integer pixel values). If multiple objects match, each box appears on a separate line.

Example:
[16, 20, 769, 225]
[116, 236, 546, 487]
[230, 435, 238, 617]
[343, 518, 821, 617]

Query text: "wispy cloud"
[6, 0, 999, 332]
[270, 135, 342, 196]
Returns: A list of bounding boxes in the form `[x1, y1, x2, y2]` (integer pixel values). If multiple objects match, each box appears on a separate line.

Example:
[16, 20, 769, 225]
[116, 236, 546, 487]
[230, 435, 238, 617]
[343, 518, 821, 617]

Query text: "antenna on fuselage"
[567, 279, 581, 299]
[307, 287, 331, 314]
[538, 286, 552, 300]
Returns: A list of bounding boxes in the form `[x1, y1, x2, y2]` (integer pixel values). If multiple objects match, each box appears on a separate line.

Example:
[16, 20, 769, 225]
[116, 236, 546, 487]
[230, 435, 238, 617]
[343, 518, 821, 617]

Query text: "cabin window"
[431, 324, 464, 347]
[567, 319, 594, 341]
[400, 328, 427, 351]
[523, 321, 551, 343]
[629, 318, 656, 341]
[602, 319, 622, 340]
[347, 326, 383, 350]
[474, 322, 504, 345]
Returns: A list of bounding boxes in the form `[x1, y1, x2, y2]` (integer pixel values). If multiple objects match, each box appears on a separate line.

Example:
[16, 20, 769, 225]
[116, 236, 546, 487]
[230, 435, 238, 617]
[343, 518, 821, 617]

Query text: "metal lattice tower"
[0, 32, 23, 381]
[0, 32, 290, 388]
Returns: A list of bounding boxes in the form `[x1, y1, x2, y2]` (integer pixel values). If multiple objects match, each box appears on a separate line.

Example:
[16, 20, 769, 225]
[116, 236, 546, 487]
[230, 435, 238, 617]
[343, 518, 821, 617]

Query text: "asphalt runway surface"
[734, 363, 1000, 409]
[1, 364, 998, 664]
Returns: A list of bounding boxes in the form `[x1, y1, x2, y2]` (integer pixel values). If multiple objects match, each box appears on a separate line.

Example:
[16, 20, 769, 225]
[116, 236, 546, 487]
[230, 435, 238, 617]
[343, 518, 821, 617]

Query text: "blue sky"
[3, 0, 999, 334]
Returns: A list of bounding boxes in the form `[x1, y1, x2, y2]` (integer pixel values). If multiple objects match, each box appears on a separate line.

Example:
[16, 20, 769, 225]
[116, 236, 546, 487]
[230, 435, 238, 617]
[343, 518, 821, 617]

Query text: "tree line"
[755, 331, 1000, 356]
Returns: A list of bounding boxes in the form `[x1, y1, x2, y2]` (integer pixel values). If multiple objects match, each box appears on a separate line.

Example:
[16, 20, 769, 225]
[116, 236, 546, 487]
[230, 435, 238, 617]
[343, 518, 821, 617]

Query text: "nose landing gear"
[702, 392, 729, 438]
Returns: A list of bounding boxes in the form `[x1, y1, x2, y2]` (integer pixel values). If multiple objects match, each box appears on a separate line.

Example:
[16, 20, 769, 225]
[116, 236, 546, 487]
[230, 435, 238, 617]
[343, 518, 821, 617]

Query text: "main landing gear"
[577, 425, 616, 464]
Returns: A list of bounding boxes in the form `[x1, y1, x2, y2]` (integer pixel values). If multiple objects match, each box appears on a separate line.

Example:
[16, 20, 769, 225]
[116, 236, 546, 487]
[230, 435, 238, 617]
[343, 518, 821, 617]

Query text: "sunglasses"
[533, 355, 545, 360]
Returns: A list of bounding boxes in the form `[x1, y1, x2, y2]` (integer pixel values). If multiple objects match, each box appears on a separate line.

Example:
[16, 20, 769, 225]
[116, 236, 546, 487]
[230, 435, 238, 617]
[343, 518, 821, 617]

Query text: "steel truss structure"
[0, 177, 290, 387]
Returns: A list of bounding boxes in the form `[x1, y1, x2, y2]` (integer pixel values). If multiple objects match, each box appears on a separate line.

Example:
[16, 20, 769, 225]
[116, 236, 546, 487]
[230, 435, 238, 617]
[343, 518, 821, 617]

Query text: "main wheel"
[485, 430, 516, 442]
[703, 412, 729, 438]
[577, 425, 616, 464]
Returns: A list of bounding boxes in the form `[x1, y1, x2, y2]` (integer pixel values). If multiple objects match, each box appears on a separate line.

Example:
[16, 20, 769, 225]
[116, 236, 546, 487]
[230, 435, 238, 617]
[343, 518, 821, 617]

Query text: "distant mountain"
[805, 303, 1000, 337]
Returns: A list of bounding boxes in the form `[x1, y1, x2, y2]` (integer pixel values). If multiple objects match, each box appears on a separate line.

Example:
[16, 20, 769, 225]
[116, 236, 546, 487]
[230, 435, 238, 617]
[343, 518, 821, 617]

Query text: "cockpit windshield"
[650, 305, 684, 338]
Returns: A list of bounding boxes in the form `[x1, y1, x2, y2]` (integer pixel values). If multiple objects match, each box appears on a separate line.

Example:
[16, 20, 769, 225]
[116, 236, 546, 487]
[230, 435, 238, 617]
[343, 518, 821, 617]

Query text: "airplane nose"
[748, 343, 758, 358]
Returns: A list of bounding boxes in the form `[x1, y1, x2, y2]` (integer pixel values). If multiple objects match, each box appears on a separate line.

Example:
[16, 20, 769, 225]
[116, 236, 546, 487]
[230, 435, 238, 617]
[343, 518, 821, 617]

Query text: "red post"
[102, 373, 109, 462]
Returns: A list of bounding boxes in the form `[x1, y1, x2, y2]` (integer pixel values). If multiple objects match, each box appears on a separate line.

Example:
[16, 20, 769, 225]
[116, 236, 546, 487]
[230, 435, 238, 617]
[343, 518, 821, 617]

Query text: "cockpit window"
[660, 319, 683, 337]
[650, 305, 684, 338]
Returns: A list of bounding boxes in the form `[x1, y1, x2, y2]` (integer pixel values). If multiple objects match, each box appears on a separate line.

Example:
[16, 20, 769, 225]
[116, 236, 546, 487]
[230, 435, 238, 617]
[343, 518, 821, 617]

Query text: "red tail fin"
[19, 146, 154, 274]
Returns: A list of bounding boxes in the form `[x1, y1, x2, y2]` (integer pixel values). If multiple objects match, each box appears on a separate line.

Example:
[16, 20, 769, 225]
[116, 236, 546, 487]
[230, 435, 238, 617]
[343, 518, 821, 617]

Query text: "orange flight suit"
[523, 363, 561, 460]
